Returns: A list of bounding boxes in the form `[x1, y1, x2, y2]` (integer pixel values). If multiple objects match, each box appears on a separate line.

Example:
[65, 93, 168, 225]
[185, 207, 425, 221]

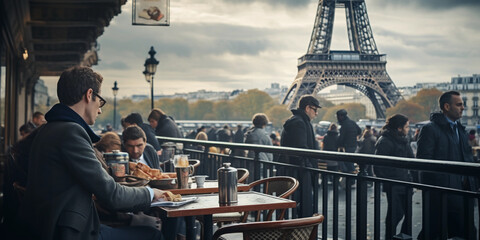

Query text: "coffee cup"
[175, 165, 195, 189]
[194, 175, 208, 188]
[173, 154, 189, 168]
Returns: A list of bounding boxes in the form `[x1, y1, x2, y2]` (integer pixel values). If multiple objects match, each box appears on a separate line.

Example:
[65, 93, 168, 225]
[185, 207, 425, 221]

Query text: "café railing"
[157, 136, 480, 240]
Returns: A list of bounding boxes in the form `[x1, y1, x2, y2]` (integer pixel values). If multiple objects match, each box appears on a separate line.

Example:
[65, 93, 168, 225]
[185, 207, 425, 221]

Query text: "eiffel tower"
[282, 0, 402, 119]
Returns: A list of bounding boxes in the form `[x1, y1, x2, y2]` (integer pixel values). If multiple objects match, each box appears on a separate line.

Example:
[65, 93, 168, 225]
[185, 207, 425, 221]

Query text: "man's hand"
[152, 188, 168, 202]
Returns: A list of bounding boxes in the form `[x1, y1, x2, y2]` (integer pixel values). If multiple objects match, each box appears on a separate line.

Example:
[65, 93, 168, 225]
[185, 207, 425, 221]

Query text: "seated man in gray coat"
[19, 67, 166, 240]
[123, 125, 161, 170]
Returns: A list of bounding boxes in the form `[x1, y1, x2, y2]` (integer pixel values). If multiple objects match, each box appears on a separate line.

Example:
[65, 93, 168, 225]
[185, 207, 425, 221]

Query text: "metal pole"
[113, 95, 117, 129]
[151, 75, 154, 109]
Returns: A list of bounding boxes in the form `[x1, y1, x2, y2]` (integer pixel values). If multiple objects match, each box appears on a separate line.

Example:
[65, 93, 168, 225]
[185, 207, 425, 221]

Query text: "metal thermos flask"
[103, 150, 130, 175]
[218, 163, 238, 205]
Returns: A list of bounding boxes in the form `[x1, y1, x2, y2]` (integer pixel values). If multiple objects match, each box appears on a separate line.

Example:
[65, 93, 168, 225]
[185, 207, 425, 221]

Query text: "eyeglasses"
[93, 92, 106, 108]
[309, 105, 319, 113]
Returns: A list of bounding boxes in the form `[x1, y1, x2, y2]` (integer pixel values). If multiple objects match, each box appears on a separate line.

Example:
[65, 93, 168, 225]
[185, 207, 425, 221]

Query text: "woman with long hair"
[374, 114, 414, 239]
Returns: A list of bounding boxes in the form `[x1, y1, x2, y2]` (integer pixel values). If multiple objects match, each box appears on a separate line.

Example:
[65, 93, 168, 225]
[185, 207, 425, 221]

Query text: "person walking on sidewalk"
[280, 95, 321, 218]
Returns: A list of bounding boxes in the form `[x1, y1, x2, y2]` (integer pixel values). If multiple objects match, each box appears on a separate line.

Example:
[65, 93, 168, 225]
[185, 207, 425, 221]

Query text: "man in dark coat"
[216, 124, 233, 142]
[124, 113, 161, 151]
[19, 67, 166, 240]
[280, 95, 321, 217]
[147, 108, 183, 141]
[207, 126, 217, 141]
[233, 124, 246, 156]
[417, 91, 477, 239]
[336, 109, 361, 173]
[123, 125, 161, 170]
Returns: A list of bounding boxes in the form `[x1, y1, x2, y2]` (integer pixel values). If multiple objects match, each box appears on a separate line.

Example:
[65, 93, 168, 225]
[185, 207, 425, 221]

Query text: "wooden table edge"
[158, 192, 297, 218]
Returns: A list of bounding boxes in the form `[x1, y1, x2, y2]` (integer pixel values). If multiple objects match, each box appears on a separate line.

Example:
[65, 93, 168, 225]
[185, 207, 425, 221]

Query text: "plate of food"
[117, 175, 150, 187]
[148, 178, 177, 189]
[129, 162, 178, 189]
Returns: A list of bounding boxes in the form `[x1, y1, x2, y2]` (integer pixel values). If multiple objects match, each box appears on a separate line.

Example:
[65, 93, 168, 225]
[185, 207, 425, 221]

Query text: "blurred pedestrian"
[358, 128, 376, 154]
[417, 91, 477, 239]
[19, 124, 34, 139]
[29, 111, 46, 128]
[245, 113, 273, 161]
[216, 124, 232, 154]
[233, 124, 245, 156]
[206, 125, 217, 141]
[216, 124, 232, 142]
[147, 108, 183, 141]
[468, 129, 478, 147]
[280, 95, 320, 218]
[374, 114, 414, 239]
[322, 123, 339, 151]
[195, 131, 220, 153]
[186, 126, 205, 139]
[270, 132, 280, 146]
[322, 123, 339, 171]
[412, 128, 420, 141]
[101, 123, 113, 133]
[357, 128, 376, 176]
[336, 109, 361, 173]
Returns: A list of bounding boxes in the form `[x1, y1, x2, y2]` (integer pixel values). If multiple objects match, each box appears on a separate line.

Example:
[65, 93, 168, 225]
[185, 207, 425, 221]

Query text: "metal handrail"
[158, 136, 480, 177]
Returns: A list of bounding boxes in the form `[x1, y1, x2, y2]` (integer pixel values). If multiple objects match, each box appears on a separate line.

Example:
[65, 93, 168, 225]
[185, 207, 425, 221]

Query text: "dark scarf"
[381, 128, 407, 144]
[45, 103, 100, 143]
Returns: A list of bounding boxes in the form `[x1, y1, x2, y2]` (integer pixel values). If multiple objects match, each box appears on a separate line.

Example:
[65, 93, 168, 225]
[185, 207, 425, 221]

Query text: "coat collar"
[291, 109, 311, 122]
[45, 103, 100, 143]
[430, 112, 465, 131]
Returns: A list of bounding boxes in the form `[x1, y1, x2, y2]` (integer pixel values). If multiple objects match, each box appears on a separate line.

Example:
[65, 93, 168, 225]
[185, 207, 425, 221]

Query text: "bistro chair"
[237, 168, 249, 183]
[189, 159, 201, 172]
[213, 176, 299, 226]
[213, 214, 324, 240]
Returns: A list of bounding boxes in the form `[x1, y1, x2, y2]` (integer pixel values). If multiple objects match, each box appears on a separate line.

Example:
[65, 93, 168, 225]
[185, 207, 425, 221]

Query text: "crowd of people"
[3, 66, 478, 240]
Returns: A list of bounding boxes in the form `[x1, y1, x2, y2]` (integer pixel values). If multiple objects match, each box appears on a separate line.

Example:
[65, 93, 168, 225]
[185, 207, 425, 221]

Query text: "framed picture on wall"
[132, 0, 170, 26]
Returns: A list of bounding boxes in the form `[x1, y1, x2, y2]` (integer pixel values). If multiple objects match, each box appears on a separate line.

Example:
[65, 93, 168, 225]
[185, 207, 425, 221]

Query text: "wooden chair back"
[237, 168, 249, 183]
[245, 176, 299, 221]
[213, 214, 324, 240]
[189, 159, 201, 171]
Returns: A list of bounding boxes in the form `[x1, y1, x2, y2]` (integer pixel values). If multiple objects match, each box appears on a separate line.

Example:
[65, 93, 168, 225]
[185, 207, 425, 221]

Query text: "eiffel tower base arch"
[282, 54, 402, 119]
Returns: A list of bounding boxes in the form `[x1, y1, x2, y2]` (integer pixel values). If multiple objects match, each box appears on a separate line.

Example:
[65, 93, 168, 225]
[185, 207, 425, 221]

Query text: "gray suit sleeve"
[61, 126, 151, 211]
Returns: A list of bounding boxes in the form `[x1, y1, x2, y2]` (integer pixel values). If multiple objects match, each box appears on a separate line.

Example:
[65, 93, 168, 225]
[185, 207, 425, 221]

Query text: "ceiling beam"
[28, 20, 103, 28]
[31, 39, 91, 45]
[30, 0, 121, 4]
[33, 50, 82, 56]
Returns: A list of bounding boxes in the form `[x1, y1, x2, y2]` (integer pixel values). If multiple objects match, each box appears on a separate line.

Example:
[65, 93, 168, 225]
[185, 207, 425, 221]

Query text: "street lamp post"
[112, 81, 119, 130]
[143, 46, 159, 110]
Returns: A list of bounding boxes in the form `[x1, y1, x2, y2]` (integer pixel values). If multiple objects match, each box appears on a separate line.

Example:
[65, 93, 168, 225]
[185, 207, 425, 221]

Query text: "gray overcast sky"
[42, 0, 480, 98]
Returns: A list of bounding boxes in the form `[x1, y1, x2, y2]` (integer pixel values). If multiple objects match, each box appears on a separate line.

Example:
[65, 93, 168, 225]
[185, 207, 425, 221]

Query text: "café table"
[169, 180, 250, 195]
[153, 191, 297, 240]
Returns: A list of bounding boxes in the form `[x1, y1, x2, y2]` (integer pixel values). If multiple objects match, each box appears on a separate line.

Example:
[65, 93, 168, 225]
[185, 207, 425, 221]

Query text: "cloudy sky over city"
[41, 0, 480, 98]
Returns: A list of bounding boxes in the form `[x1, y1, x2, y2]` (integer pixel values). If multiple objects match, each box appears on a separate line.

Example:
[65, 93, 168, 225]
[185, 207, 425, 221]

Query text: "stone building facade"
[448, 74, 480, 126]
